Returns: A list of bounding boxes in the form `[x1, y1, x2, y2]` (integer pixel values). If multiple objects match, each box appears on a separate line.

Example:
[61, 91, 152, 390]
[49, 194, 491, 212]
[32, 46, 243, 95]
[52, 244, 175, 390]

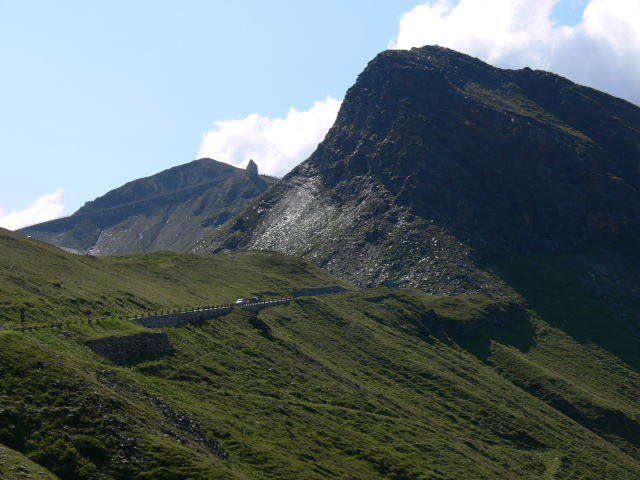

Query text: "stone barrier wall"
[131, 299, 290, 328]
[86, 332, 172, 364]
[133, 307, 232, 328]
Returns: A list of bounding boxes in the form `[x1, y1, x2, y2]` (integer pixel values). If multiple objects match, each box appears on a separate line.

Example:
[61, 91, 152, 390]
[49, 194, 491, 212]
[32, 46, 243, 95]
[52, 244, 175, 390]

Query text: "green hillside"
[2, 230, 640, 478]
[0, 228, 341, 325]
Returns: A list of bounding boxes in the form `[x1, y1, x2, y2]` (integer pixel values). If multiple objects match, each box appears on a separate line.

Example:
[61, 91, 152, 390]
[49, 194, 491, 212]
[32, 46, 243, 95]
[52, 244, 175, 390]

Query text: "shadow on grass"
[459, 248, 640, 458]
[492, 249, 640, 371]
[456, 315, 537, 363]
[123, 349, 176, 367]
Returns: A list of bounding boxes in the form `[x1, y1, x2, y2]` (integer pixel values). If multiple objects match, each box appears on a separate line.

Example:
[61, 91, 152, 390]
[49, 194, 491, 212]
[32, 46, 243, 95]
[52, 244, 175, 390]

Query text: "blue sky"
[1, 0, 639, 230]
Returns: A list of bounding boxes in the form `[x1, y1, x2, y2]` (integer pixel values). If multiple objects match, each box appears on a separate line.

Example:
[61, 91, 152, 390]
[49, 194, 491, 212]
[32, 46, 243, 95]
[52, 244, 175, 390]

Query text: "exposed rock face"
[195, 46, 640, 293]
[19, 158, 277, 255]
[246, 159, 259, 178]
[313, 46, 640, 252]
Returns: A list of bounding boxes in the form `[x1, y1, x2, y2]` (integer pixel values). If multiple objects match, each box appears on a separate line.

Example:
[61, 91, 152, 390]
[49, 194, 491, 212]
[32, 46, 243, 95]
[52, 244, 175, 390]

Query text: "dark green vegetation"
[18, 158, 277, 255]
[2, 230, 640, 479]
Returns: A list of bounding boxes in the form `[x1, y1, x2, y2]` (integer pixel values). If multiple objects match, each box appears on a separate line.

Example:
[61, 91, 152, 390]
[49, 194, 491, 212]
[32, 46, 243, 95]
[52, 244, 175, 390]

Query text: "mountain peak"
[197, 47, 640, 293]
[312, 45, 640, 244]
[19, 157, 278, 255]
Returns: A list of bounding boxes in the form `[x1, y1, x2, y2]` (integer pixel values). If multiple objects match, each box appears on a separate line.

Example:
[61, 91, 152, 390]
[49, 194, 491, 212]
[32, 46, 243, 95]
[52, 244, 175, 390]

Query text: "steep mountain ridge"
[19, 158, 277, 255]
[195, 46, 640, 293]
[76, 158, 240, 214]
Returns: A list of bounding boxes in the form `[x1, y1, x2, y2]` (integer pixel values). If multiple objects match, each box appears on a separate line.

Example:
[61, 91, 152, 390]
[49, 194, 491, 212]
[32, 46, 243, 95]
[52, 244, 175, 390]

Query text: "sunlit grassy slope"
[1, 228, 640, 479]
[0, 443, 59, 479]
[0, 228, 346, 325]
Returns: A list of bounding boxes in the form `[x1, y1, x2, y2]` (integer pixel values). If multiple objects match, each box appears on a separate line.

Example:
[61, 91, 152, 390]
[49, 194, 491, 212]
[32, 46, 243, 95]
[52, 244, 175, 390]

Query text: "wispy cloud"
[197, 97, 342, 177]
[0, 189, 65, 231]
[390, 0, 640, 106]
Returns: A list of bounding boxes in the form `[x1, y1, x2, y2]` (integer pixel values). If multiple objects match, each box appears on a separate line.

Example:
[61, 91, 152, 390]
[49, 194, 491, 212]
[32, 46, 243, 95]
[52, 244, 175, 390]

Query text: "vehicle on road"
[235, 298, 246, 306]
[250, 296, 260, 303]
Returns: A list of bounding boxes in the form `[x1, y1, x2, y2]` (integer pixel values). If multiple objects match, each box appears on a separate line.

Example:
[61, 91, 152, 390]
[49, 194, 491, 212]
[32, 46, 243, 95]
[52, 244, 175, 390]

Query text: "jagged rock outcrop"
[246, 159, 259, 178]
[19, 158, 277, 255]
[195, 46, 640, 293]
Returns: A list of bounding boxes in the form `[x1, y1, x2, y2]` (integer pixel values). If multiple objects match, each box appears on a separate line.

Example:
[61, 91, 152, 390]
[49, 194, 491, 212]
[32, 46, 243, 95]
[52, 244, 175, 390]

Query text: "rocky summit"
[195, 46, 640, 294]
[19, 158, 277, 255]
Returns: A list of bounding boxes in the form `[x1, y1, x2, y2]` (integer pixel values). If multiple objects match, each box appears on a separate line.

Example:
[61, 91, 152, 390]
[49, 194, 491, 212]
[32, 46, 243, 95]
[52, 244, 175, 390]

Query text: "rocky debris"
[147, 396, 228, 459]
[95, 369, 228, 460]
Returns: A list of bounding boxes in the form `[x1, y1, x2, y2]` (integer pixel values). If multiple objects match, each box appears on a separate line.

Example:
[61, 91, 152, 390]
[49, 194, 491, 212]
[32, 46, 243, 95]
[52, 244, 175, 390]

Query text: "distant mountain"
[194, 46, 640, 294]
[19, 158, 278, 255]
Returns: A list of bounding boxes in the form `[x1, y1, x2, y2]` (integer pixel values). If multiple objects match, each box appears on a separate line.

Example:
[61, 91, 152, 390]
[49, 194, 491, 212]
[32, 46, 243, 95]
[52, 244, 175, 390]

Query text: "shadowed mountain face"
[19, 158, 277, 255]
[195, 46, 640, 293]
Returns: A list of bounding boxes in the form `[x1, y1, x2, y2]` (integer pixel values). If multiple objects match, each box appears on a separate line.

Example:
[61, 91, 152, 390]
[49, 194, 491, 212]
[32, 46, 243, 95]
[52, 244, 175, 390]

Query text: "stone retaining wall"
[86, 332, 172, 364]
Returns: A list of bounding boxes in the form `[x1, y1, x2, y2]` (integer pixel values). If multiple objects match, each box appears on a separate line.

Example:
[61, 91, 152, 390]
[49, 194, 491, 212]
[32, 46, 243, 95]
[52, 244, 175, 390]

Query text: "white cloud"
[197, 97, 342, 177]
[0, 189, 65, 231]
[390, 0, 640, 106]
